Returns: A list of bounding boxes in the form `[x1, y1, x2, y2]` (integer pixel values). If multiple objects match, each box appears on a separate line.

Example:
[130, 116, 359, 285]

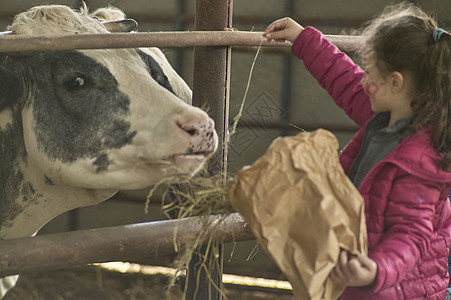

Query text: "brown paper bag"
[229, 129, 367, 300]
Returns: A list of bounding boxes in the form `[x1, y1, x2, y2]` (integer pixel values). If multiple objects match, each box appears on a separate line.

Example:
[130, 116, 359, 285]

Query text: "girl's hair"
[357, 2, 451, 171]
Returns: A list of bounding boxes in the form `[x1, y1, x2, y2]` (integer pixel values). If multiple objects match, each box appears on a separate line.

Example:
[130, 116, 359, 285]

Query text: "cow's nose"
[177, 118, 217, 154]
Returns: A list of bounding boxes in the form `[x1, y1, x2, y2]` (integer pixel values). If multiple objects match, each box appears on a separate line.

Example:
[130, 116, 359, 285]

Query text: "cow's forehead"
[81, 48, 178, 98]
[82, 48, 148, 77]
[18, 48, 170, 94]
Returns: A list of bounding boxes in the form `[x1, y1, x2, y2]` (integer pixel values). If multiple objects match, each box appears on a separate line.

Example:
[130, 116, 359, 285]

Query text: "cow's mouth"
[146, 153, 208, 167]
[173, 153, 207, 165]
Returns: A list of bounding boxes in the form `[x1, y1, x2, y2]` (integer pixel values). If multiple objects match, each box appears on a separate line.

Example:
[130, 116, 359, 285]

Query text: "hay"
[145, 172, 234, 299]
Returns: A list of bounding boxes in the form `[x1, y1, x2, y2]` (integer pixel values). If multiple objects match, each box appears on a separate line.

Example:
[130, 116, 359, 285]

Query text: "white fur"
[9, 5, 108, 35]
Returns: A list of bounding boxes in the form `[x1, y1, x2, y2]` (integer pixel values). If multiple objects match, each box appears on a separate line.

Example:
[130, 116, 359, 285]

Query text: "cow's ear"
[102, 19, 138, 33]
[0, 62, 23, 111]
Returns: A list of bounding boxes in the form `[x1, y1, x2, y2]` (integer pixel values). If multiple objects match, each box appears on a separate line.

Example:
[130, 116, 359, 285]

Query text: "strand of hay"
[229, 42, 263, 138]
[289, 123, 306, 132]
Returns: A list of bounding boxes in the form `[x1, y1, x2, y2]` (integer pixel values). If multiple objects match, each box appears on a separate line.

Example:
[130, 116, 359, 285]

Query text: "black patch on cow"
[10, 51, 137, 164]
[0, 65, 23, 111]
[20, 181, 37, 202]
[44, 176, 55, 186]
[93, 153, 111, 173]
[0, 109, 28, 229]
[135, 49, 175, 95]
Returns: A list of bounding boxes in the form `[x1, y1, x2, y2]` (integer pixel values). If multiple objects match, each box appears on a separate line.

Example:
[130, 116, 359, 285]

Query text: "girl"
[264, 3, 451, 299]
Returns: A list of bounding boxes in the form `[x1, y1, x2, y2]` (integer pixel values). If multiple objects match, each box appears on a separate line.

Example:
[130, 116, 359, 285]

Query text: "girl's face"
[361, 58, 414, 126]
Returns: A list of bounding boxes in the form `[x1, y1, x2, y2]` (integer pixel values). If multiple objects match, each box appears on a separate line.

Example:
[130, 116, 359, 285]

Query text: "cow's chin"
[50, 154, 210, 191]
[173, 154, 207, 168]
[163, 153, 208, 179]
[108, 154, 207, 189]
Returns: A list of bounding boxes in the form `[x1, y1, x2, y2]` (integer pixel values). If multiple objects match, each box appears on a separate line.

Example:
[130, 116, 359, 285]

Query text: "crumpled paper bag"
[229, 129, 367, 300]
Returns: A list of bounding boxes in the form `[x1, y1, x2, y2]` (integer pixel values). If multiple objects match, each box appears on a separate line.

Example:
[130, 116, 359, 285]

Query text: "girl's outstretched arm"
[263, 17, 304, 43]
[265, 18, 372, 126]
[291, 27, 372, 127]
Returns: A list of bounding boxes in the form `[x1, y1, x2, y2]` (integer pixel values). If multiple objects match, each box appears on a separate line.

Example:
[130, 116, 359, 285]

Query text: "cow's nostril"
[186, 129, 197, 136]
[177, 121, 198, 136]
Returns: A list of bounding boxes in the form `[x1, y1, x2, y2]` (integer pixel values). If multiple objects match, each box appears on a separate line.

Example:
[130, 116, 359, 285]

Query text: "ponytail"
[428, 32, 451, 170]
[412, 30, 451, 170]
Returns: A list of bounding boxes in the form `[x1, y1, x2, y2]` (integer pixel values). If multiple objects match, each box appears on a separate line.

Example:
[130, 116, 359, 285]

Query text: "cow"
[0, 4, 217, 297]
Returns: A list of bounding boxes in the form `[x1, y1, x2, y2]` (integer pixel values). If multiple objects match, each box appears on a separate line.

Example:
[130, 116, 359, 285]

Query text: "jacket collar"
[382, 125, 451, 182]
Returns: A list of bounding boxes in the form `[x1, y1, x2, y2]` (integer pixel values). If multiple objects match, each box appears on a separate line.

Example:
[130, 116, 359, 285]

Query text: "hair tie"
[433, 28, 448, 43]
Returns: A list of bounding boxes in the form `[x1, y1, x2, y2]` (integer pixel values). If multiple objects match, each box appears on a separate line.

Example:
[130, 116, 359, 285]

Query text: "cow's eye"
[63, 75, 86, 91]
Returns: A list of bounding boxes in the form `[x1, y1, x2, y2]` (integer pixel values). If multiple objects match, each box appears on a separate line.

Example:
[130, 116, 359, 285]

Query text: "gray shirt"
[348, 112, 412, 188]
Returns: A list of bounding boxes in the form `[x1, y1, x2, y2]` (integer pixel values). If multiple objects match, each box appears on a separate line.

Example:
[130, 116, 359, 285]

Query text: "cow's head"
[0, 5, 218, 238]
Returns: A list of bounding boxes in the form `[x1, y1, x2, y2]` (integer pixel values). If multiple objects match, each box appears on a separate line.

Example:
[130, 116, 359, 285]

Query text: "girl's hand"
[263, 17, 304, 43]
[330, 250, 378, 287]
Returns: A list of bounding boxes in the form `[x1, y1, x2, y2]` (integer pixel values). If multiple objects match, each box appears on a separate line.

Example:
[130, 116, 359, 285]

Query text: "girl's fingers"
[347, 257, 362, 276]
[330, 250, 348, 283]
[263, 18, 292, 40]
[359, 255, 378, 271]
[339, 250, 349, 266]
[339, 251, 356, 279]
[263, 17, 302, 43]
[331, 265, 345, 283]
[330, 268, 340, 282]
[264, 30, 288, 41]
[264, 18, 290, 34]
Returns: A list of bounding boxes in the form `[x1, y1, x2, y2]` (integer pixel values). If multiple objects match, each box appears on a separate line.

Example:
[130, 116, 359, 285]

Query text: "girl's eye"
[64, 75, 86, 91]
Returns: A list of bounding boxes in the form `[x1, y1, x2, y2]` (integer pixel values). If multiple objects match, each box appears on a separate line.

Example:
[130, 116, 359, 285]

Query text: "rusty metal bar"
[0, 213, 253, 277]
[0, 31, 359, 53]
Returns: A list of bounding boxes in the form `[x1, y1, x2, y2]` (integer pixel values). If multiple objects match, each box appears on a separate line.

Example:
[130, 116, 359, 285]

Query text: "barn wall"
[1, 0, 451, 279]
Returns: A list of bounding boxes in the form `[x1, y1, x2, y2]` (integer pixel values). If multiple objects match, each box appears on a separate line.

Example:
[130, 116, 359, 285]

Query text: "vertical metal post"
[193, 0, 232, 176]
[188, 0, 232, 299]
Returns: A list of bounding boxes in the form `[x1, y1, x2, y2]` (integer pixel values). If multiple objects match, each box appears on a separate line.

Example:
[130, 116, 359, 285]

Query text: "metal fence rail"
[0, 31, 359, 52]
[0, 213, 253, 277]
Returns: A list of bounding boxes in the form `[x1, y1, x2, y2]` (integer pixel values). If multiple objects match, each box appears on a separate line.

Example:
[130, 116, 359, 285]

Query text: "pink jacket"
[292, 26, 451, 299]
